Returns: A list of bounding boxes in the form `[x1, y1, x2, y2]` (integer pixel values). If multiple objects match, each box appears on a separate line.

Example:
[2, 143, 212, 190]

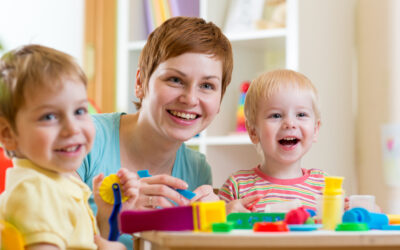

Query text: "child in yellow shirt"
[0, 44, 138, 249]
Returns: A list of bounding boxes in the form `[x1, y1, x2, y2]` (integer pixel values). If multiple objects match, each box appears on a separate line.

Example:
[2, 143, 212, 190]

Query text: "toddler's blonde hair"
[244, 69, 320, 130]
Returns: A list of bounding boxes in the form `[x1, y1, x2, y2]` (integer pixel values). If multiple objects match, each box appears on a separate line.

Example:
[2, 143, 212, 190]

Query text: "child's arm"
[225, 195, 262, 214]
[26, 244, 59, 250]
[94, 235, 127, 250]
[92, 169, 139, 238]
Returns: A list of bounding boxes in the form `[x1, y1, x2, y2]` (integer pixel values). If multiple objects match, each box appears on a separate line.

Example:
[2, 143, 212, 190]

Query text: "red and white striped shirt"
[219, 165, 327, 212]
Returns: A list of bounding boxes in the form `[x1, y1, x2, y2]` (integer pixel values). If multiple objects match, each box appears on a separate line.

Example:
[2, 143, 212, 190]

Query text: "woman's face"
[138, 52, 223, 142]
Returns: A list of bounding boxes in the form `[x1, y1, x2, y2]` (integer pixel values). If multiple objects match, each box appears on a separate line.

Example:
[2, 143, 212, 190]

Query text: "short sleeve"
[3, 179, 69, 248]
[218, 175, 239, 202]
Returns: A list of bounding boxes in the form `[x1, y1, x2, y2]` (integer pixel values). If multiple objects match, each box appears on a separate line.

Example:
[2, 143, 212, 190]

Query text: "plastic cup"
[349, 195, 375, 212]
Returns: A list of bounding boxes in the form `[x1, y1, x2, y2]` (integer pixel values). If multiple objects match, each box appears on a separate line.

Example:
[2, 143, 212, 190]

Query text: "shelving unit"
[116, 0, 357, 193]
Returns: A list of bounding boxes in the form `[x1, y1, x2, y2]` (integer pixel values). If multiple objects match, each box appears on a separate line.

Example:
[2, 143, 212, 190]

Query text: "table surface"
[135, 230, 400, 250]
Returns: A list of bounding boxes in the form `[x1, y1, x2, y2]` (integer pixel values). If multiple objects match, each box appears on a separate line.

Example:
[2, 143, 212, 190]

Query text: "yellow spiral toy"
[99, 174, 128, 204]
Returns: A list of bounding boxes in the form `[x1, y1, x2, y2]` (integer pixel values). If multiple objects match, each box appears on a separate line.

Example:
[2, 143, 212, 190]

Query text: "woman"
[77, 16, 233, 246]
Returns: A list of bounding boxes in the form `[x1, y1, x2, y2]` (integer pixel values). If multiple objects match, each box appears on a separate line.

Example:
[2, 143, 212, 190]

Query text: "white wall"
[357, 0, 400, 213]
[0, 0, 84, 64]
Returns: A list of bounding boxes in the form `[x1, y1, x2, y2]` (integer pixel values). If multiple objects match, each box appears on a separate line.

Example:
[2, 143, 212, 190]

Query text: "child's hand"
[226, 195, 262, 214]
[94, 234, 126, 250]
[344, 197, 349, 211]
[192, 185, 219, 202]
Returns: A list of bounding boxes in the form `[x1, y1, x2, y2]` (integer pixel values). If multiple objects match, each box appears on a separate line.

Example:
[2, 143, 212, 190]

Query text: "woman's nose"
[179, 87, 199, 106]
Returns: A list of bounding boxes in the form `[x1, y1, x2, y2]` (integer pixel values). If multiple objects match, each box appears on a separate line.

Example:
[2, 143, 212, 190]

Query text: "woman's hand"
[135, 174, 191, 210]
[191, 185, 219, 202]
[92, 169, 139, 237]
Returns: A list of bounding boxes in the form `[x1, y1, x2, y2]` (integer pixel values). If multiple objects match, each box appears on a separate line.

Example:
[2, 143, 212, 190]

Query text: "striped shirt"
[219, 166, 327, 212]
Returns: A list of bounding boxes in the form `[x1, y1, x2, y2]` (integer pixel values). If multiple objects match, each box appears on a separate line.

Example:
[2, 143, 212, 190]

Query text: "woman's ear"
[135, 69, 144, 99]
[245, 120, 259, 144]
[0, 117, 17, 151]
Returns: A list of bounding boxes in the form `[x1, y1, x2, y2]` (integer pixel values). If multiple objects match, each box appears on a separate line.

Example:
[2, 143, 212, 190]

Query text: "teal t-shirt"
[77, 112, 212, 248]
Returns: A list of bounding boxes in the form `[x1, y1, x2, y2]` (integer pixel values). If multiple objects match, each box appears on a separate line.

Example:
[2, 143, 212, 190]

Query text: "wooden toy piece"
[119, 200, 226, 233]
[99, 174, 128, 204]
[227, 212, 285, 229]
[0, 220, 24, 250]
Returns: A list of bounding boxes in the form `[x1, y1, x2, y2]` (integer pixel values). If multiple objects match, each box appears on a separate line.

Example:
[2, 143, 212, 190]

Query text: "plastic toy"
[322, 176, 344, 230]
[99, 174, 128, 204]
[387, 214, 400, 224]
[284, 206, 310, 225]
[335, 222, 369, 231]
[0, 147, 13, 193]
[0, 220, 24, 250]
[227, 212, 285, 229]
[288, 224, 321, 231]
[342, 207, 389, 230]
[120, 200, 226, 233]
[235, 81, 250, 133]
[253, 221, 289, 232]
[212, 222, 234, 232]
[137, 169, 196, 200]
[99, 174, 127, 241]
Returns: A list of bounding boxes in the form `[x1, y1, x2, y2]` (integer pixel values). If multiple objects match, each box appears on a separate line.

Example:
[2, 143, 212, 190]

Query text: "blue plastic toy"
[342, 207, 389, 230]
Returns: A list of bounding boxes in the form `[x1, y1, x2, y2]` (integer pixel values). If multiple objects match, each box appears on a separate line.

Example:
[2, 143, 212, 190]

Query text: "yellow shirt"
[0, 159, 98, 249]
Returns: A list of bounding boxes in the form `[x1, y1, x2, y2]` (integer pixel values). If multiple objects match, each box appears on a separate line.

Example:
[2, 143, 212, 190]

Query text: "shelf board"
[186, 134, 252, 146]
[126, 28, 286, 52]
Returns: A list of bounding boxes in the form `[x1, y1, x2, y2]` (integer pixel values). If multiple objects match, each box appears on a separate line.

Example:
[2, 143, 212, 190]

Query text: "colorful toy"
[0, 147, 13, 193]
[99, 174, 128, 204]
[119, 200, 226, 233]
[137, 170, 196, 200]
[387, 214, 400, 224]
[0, 220, 24, 250]
[342, 207, 389, 230]
[99, 174, 127, 241]
[227, 212, 285, 229]
[235, 81, 250, 133]
[253, 221, 289, 232]
[284, 206, 310, 225]
[322, 176, 344, 230]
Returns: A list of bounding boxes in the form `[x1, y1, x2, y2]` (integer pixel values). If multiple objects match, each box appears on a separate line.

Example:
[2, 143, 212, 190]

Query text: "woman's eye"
[201, 83, 215, 90]
[75, 107, 87, 116]
[168, 77, 181, 84]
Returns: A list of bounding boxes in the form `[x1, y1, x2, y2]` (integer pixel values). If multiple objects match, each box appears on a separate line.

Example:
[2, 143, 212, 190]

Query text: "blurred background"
[1, 0, 400, 213]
